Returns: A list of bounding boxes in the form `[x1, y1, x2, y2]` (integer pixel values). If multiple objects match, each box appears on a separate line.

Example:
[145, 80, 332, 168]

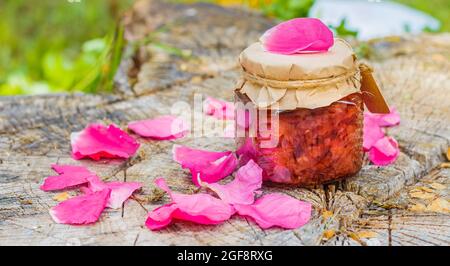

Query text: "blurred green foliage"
[395, 0, 450, 31]
[329, 18, 359, 38]
[0, 0, 133, 95]
[259, 0, 315, 20]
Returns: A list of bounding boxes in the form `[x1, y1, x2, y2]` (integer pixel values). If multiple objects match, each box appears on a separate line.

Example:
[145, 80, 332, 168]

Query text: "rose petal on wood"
[236, 138, 258, 167]
[233, 193, 311, 229]
[172, 145, 237, 186]
[40, 164, 95, 191]
[85, 175, 142, 209]
[145, 178, 235, 230]
[364, 107, 400, 127]
[128, 115, 189, 140]
[203, 160, 262, 205]
[71, 124, 140, 160]
[368, 136, 400, 166]
[363, 116, 385, 151]
[49, 188, 111, 225]
[203, 96, 235, 120]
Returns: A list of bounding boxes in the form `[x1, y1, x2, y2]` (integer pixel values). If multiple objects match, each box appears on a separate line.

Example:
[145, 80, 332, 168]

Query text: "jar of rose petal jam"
[235, 39, 368, 186]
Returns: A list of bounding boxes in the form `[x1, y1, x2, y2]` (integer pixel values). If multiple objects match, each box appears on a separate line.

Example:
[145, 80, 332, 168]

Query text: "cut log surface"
[0, 0, 449, 246]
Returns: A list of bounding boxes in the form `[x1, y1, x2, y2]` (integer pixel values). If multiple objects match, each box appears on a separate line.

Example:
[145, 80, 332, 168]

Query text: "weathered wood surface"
[0, 0, 449, 246]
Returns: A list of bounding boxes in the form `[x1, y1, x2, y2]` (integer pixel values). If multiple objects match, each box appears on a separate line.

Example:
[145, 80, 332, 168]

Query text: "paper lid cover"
[239, 38, 357, 81]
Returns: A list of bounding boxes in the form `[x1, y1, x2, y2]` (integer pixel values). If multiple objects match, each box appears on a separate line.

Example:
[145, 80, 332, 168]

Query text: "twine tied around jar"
[237, 62, 389, 112]
[241, 63, 374, 90]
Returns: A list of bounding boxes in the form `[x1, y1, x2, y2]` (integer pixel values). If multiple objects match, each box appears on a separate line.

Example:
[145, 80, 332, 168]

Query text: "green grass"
[394, 0, 450, 31]
[0, 0, 133, 95]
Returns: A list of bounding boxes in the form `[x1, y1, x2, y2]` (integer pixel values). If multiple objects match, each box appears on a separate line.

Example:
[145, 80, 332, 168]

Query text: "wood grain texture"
[0, 0, 449, 245]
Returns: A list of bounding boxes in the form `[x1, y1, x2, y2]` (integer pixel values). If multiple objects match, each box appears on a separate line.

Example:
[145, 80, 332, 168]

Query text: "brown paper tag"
[359, 64, 390, 114]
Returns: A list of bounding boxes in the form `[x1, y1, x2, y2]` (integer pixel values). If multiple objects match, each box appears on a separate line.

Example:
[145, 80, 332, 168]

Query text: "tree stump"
[0, 0, 448, 246]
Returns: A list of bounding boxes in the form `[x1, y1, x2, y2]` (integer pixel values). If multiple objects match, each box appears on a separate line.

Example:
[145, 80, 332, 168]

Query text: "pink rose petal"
[363, 116, 385, 151]
[260, 18, 334, 55]
[236, 138, 258, 166]
[84, 175, 142, 209]
[363, 107, 401, 165]
[128, 115, 189, 140]
[368, 136, 399, 166]
[172, 145, 238, 186]
[234, 193, 311, 229]
[40, 164, 95, 191]
[50, 188, 111, 225]
[71, 123, 140, 160]
[203, 96, 235, 120]
[145, 178, 235, 230]
[364, 107, 400, 127]
[173, 145, 229, 168]
[145, 203, 178, 230]
[203, 160, 262, 205]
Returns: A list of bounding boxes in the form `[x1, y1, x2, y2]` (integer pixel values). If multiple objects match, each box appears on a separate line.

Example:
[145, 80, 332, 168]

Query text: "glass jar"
[235, 39, 367, 186]
[235, 92, 363, 185]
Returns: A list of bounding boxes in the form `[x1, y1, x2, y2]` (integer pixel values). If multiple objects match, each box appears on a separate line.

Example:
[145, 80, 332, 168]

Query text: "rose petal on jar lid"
[233, 193, 312, 229]
[49, 188, 111, 225]
[84, 175, 142, 209]
[203, 96, 235, 120]
[368, 136, 400, 166]
[145, 178, 235, 230]
[40, 164, 96, 191]
[202, 160, 263, 205]
[128, 115, 189, 140]
[260, 18, 334, 55]
[172, 145, 238, 186]
[71, 124, 140, 160]
[364, 107, 400, 127]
